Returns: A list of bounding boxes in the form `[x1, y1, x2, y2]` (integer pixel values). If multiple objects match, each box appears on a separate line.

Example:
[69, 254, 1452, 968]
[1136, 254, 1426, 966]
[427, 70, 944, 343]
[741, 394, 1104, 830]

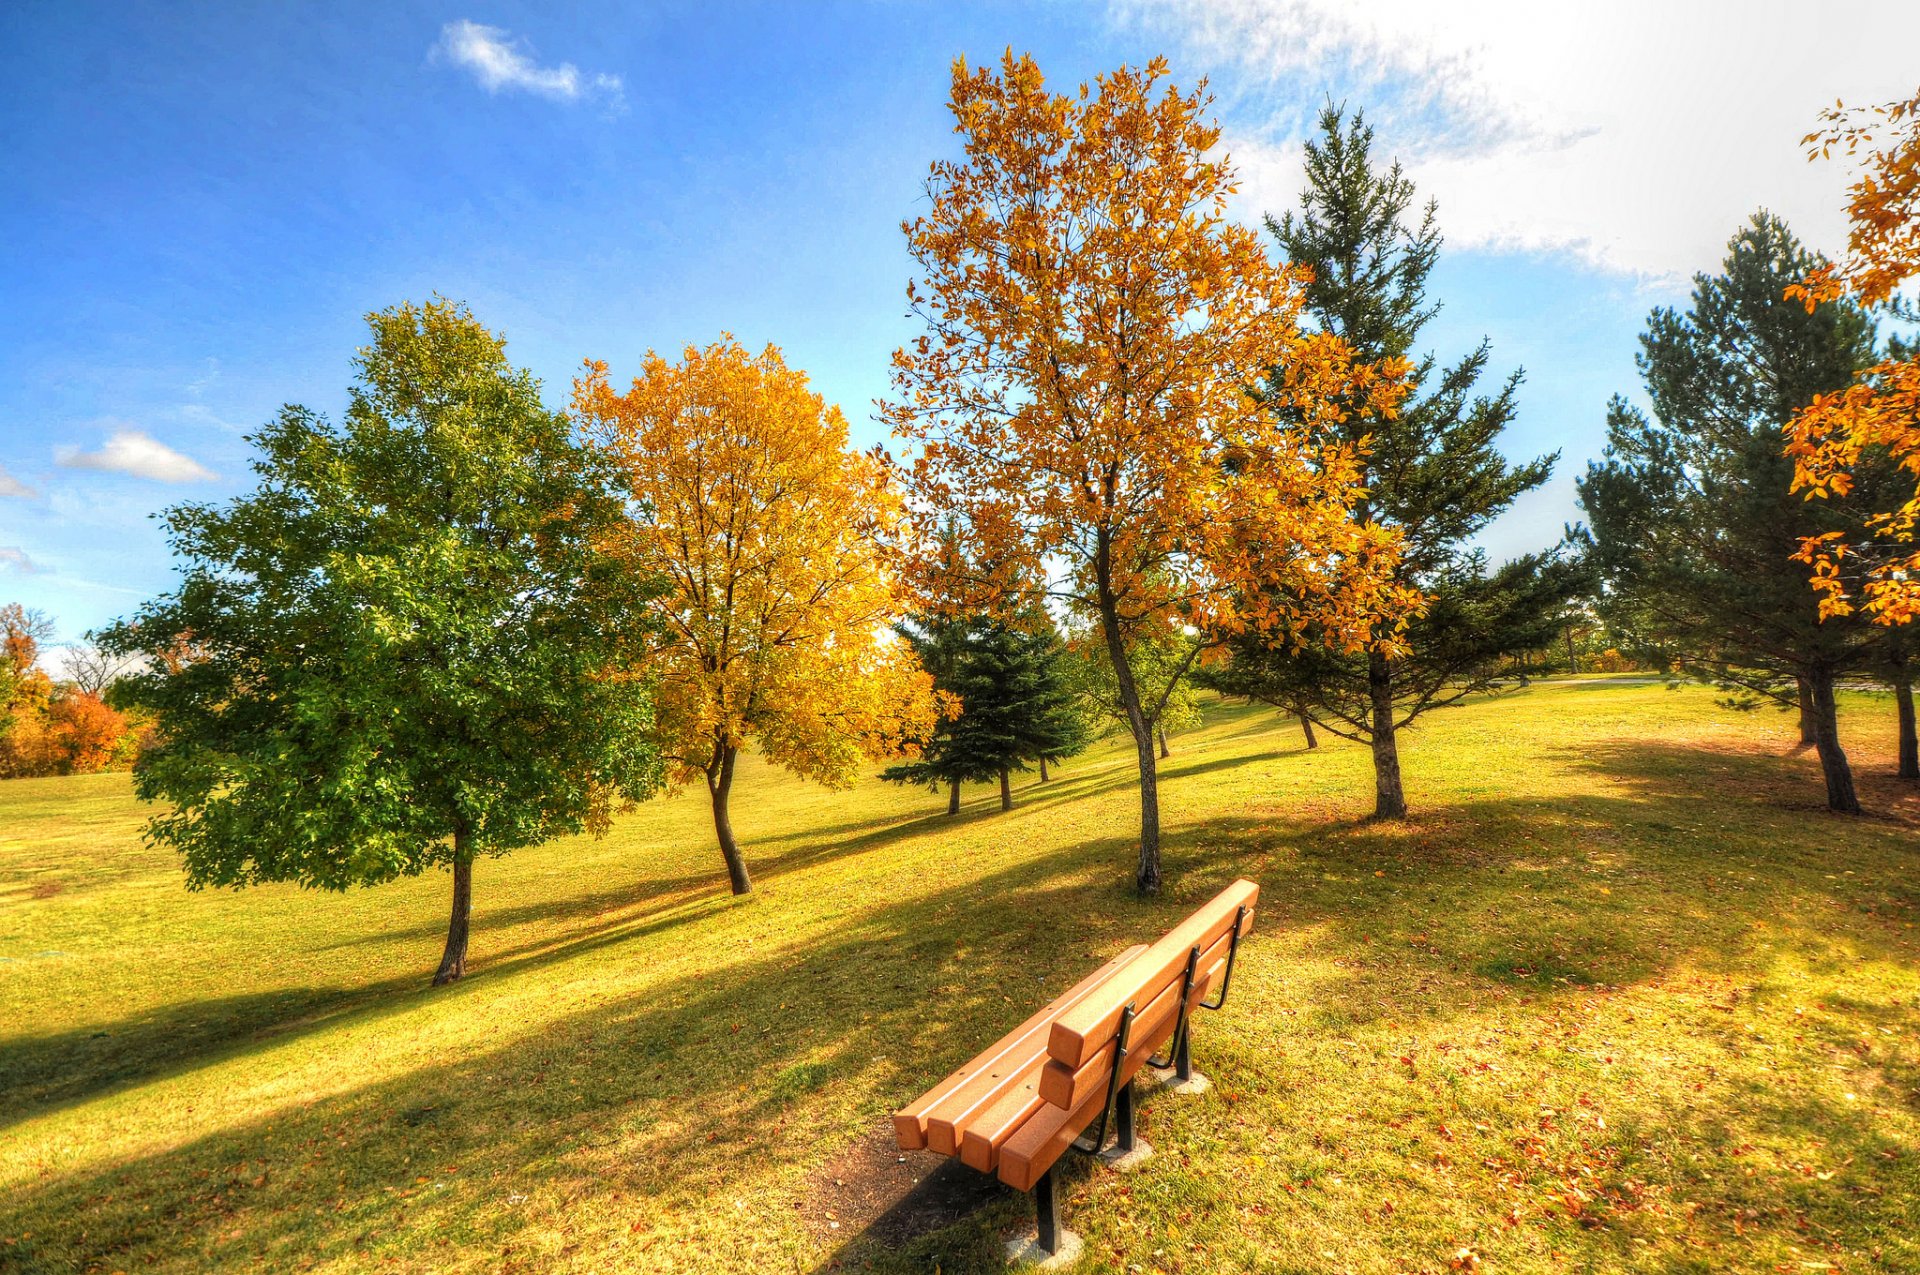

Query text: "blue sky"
[3, 1, 1915, 661]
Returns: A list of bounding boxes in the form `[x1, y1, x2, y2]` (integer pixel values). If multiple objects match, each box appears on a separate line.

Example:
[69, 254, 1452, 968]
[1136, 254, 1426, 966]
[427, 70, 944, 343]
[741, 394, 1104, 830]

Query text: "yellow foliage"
[882, 52, 1420, 655]
[575, 338, 940, 792]
[1786, 90, 1920, 624]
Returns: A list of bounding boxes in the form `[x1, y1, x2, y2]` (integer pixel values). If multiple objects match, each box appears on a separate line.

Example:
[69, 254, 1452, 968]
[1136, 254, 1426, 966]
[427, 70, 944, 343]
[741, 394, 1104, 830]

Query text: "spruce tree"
[1577, 212, 1880, 813]
[1212, 105, 1586, 818]
[883, 609, 1087, 813]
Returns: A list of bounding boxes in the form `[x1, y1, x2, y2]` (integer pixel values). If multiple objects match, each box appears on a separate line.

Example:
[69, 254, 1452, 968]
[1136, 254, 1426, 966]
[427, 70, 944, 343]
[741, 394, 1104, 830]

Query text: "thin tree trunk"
[1898, 676, 1918, 780]
[1369, 651, 1407, 819]
[1157, 727, 1171, 759]
[1096, 568, 1161, 896]
[999, 767, 1012, 811]
[1796, 674, 1818, 747]
[708, 742, 753, 894]
[1038, 756, 1050, 782]
[947, 779, 961, 814]
[1806, 667, 1861, 814]
[1296, 705, 1318, 750]
[432, 831, 473, 987]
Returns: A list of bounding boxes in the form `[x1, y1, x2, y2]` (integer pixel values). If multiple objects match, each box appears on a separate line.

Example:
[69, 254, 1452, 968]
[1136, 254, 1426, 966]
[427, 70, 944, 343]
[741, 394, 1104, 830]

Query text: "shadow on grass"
[0, 979, 421, 1128]
[0, 848, 1150, 1273]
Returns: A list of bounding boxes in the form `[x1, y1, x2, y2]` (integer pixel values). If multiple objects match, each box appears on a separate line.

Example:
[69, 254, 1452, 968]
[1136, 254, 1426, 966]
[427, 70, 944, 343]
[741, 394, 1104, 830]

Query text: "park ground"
[1, 683, 1916, 1274]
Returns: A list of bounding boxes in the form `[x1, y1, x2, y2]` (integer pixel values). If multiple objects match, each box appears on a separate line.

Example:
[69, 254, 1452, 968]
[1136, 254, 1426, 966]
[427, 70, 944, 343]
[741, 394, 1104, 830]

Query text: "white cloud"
[1111, 0, 1920, 281]
[433, 20, 624, 109]
[0, 464, 36, 499]
[0, 547, 35, 574]
[56, 429, 217, 483]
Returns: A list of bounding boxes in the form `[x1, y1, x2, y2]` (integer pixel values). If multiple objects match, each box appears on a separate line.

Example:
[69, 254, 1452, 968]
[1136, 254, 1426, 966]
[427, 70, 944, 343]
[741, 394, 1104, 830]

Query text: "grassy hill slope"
[1, 683, 1916, 1274]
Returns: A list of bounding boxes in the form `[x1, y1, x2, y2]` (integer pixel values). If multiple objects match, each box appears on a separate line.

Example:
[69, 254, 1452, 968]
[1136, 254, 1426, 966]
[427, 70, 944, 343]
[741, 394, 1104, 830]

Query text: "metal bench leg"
[1008, 1162, 1084, 1267]
[1035, 1163, 1061, 1253]
[1116, 1075, 1136, 1152]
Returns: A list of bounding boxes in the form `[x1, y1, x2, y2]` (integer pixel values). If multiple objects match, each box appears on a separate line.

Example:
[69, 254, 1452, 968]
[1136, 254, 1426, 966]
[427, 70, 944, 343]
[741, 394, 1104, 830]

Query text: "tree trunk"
[999, 767, 1012, 811]
[432, 833, 473, 987]
[1796, 674, 1818, 747]
[708, 742, 753, 894]
[1038, 756, 1050, 782]
[947, 779, 961, 814]
[1806, 667, 1861, 814]
[1096, 574, 1161, 895]
[1369, 651, 1407, 820]
[1295, 703, 1318, 750]
[1898, 676, 1918, 780]
[1157, 727, 1171, 759]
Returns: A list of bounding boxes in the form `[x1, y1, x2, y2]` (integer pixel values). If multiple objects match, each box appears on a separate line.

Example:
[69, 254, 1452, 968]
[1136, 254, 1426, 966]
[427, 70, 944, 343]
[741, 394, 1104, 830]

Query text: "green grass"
[2, 684, 1917, 1274]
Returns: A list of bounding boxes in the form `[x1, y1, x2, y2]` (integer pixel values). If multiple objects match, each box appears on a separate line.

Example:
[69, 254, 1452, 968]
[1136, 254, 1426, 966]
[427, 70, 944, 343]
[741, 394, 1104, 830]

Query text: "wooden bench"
[894, 879, 1258, 1263]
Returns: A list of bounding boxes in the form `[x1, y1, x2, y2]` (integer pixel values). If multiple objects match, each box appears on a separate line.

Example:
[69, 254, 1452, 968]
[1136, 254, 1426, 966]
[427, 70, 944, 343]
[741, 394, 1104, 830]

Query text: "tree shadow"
[0, 850, 1157, 1273]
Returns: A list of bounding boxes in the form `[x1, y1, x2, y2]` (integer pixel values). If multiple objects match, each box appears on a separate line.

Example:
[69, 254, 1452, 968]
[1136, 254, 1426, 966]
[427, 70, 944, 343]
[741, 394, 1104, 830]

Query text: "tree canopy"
[1578, 214, 1881, 813]
[1209, 105, 1588, 818]
[101, 299, 667, 983]
[1787, 89, 1920, 624]
[883, 605, 1089, 812]
[575, 337, 941, 894]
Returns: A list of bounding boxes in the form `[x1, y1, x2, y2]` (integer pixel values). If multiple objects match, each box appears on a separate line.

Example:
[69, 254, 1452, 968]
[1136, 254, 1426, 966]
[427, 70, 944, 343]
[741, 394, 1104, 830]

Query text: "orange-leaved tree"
[1787, 89, 1920, 623]
[882, 53, 1419, 895]
[576, 338, 941, 895]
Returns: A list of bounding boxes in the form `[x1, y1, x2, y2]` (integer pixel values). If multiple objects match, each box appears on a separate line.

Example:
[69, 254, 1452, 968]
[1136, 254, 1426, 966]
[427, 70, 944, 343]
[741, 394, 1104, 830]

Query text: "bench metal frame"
[1146, 903, 1246, 1083]
[1025, 903, 1250, 1254]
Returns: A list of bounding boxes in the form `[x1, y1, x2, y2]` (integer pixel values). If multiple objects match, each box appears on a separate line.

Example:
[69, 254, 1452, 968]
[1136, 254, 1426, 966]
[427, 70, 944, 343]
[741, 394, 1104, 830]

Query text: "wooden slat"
[923, 942, 1147, 1155]
[1036, 942, 1226, 1111]
[999, 948, 1231, 1189]
[957, 1057, 1050, 1171]
[997, 1084, 1104, 1192]
[893, 943, 1149, 1151]
[1045, 879, 1258, 1071]
[954, 950, 1202, 1174]
[999, 951, 1228, 1189]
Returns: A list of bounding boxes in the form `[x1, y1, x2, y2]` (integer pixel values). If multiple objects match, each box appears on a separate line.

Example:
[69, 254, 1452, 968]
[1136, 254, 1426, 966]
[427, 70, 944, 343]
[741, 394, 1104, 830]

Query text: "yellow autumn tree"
[882, 53, 1419, 894]
[1787, 89, 1920, 623]
[576, 338, 940, 894]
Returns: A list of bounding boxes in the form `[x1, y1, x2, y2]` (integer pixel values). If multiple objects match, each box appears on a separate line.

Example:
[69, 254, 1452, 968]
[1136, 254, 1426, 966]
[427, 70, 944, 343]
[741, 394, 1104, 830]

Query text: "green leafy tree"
[1073, 622, 1205, 759]
[101, 300, 666, 984]
[1215, 106, 1585, 818]
[1577, 213, 1881, 813]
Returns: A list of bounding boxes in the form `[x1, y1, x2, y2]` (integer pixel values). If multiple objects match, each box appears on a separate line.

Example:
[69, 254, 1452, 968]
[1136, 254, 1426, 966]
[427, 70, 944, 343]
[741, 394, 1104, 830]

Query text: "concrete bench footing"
[1143, 1064, 1210, 1096]
[1006, 1227, 1083, 1269]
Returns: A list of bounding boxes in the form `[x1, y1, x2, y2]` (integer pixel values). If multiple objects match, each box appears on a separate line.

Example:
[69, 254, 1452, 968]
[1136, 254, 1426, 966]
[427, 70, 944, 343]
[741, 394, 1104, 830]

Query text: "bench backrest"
[1042, 878, 1258, 1089]
[893, 942, 1149, 1151]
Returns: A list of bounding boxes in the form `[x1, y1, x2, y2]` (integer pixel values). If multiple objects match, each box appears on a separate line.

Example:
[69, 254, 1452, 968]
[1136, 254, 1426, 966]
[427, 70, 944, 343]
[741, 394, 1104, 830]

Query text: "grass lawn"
[2, 683, 1916, 1274]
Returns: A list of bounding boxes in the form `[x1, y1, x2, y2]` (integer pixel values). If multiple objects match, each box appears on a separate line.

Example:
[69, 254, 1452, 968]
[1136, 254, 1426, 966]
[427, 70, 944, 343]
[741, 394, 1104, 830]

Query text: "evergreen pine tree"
[1211, 105, 1586, 818]
[883, 607, 1088, 813]
[1577, 212, 1881, 813]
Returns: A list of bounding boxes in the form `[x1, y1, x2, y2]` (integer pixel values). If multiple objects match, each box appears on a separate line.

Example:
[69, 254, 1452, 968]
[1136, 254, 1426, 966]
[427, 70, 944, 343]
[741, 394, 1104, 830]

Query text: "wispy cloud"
[0, 464, 36, 499]
[56, 429, 217, 483]
[0, 547, 36, 574]
[1112, 0, 1920, 281]
[433, 19, 624, 110]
